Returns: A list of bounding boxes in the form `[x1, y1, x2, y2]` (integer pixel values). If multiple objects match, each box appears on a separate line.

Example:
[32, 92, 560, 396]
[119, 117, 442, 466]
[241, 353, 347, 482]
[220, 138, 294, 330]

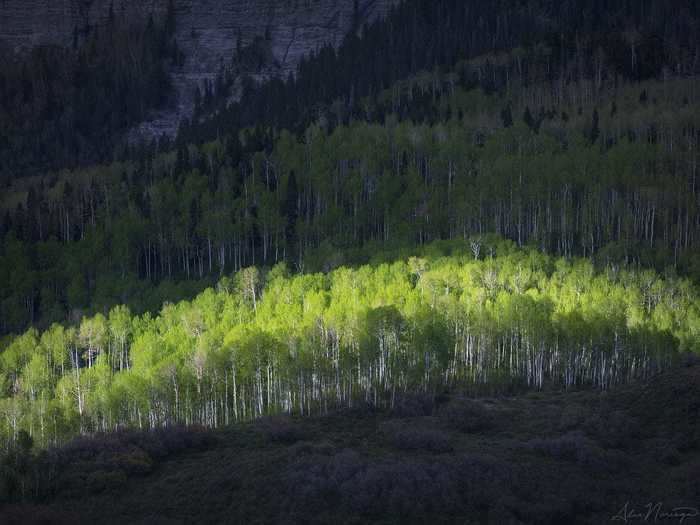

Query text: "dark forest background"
[1, 2, 699, 521]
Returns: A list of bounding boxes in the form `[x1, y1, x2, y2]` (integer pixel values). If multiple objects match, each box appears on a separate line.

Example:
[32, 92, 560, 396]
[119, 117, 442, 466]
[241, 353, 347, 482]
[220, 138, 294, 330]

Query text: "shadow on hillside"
[2, 359, 699, 524]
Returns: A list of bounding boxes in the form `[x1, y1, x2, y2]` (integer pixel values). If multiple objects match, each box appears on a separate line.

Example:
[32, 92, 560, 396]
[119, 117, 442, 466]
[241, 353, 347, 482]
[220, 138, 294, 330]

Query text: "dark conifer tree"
[523, 106, 535, 130]
[591, 109, 600, 144]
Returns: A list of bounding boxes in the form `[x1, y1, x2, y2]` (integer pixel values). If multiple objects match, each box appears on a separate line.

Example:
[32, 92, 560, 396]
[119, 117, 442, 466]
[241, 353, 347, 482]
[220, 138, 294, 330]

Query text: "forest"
[0, 1, 700, 516]
[0, 237, 698, 449]
[1, 0, 699, 336]
[0, 1, 179, 176]
[1, 76, 699, 335]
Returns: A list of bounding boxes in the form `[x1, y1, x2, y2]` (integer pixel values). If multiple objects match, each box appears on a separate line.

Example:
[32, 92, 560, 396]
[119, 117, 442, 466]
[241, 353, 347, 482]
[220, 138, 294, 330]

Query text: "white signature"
[612, 502, 699, 524]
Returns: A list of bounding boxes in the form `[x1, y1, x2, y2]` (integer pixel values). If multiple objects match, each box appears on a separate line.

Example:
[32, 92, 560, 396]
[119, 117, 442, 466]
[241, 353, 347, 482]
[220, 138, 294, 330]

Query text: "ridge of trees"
[1, 237, 698, 450]
[1, 73, 699, 335]
[180, 0, 699, 146]
[2, 0, 698, 178]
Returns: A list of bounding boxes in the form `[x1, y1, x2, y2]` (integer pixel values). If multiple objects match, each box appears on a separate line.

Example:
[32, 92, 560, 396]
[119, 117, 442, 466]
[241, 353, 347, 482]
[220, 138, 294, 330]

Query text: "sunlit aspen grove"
[1, 238, 698, 448]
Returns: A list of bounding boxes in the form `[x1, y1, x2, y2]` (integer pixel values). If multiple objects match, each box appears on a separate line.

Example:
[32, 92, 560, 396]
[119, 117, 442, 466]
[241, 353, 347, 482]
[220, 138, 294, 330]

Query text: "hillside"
[2, 359, 699, 524]
[0, 0, 395, 144]
[1, 239, 698, 450]
[1, 0, 700, 521]
[1, 72, 699, 335]
[2, 0, 699, 335]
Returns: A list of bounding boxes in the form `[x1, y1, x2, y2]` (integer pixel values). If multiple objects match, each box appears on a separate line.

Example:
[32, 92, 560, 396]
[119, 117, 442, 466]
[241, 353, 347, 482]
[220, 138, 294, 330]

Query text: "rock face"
[0, 0, 395, 138]
[0, 1, 166, 58]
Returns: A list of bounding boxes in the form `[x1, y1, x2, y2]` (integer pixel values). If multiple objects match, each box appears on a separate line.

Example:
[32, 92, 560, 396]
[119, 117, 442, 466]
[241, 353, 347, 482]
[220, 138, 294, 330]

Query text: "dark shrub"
[288, 440, 335, 458]
[390, 393, 436, 418]
[585, 410, 640, 449]
[33, 425, 217, 499]
[282, 448, 365, 514]
[393, 428, 452, 453]
[441, 398, 496, 433]
[525, 431, 625, 472]
[669, 458, 700, 499]
[341, 460, 437, 516]
[331, 401, 378, 419]
[558, 403, 589, 431]
[380, 421, 452, 453]
[256, 415, 307, 444]
[111, 448, 153, 475]
[645, 438, 682, 466]
[85, 469, 128, 492]
[113, 425, 217, 459]
[672, 428, 700, 452]
[448, 453, 515, 508]
[526, 431, 592, 461]
[488, 502, 526, 525]
[0, 504, 79, 524]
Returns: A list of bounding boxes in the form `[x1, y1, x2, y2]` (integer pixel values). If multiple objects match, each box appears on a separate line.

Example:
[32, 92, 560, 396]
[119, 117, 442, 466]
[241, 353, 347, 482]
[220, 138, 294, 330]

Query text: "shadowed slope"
[2, 359, 698, 524]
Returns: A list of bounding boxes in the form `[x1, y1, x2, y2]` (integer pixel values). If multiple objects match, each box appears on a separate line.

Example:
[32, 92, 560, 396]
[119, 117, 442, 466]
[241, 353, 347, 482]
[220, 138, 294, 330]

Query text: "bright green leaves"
[1, 239, 699, 449]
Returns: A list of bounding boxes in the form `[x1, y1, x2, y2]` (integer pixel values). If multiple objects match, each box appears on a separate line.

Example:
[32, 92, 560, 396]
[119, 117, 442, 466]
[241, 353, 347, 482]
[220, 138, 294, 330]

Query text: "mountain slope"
[2, 360, 699, 524]
[0, 0, 396, 140]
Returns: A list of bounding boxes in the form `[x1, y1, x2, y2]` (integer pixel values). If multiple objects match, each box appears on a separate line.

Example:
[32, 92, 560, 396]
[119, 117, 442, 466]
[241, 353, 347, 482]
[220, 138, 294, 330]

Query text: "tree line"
[180, 0, 699, 145]
[1, 73, 698, 335]
[1, 237, 697, 449]
[2, 0, 699, 338]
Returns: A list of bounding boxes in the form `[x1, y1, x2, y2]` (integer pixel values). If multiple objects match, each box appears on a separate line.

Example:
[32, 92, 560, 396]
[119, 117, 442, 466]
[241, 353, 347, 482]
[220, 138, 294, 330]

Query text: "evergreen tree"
[501, 104, 513, 128]
[590, 108, 600, 144]
[523, 107, 535, 130]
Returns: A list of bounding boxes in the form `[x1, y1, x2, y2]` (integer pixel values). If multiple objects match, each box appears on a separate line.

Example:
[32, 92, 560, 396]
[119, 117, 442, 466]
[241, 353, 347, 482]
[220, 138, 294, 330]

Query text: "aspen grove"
[1, 238, 698, 448]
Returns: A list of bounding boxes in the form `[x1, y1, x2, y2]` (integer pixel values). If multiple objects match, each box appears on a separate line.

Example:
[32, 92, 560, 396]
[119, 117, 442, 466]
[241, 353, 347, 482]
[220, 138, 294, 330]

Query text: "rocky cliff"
[0, 0, 395, 138]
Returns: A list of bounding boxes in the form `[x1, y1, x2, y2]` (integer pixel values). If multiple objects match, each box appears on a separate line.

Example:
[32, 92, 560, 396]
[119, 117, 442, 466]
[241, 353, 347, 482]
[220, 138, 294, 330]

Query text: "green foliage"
[0, 241, 697, 449]
[0, 0, 699, 472]
[3, 88, 700, 335]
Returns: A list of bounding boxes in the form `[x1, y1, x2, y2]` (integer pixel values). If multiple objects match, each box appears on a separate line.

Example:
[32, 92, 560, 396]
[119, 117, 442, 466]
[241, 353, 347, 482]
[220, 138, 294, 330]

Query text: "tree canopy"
[1, 238, 697, 450]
